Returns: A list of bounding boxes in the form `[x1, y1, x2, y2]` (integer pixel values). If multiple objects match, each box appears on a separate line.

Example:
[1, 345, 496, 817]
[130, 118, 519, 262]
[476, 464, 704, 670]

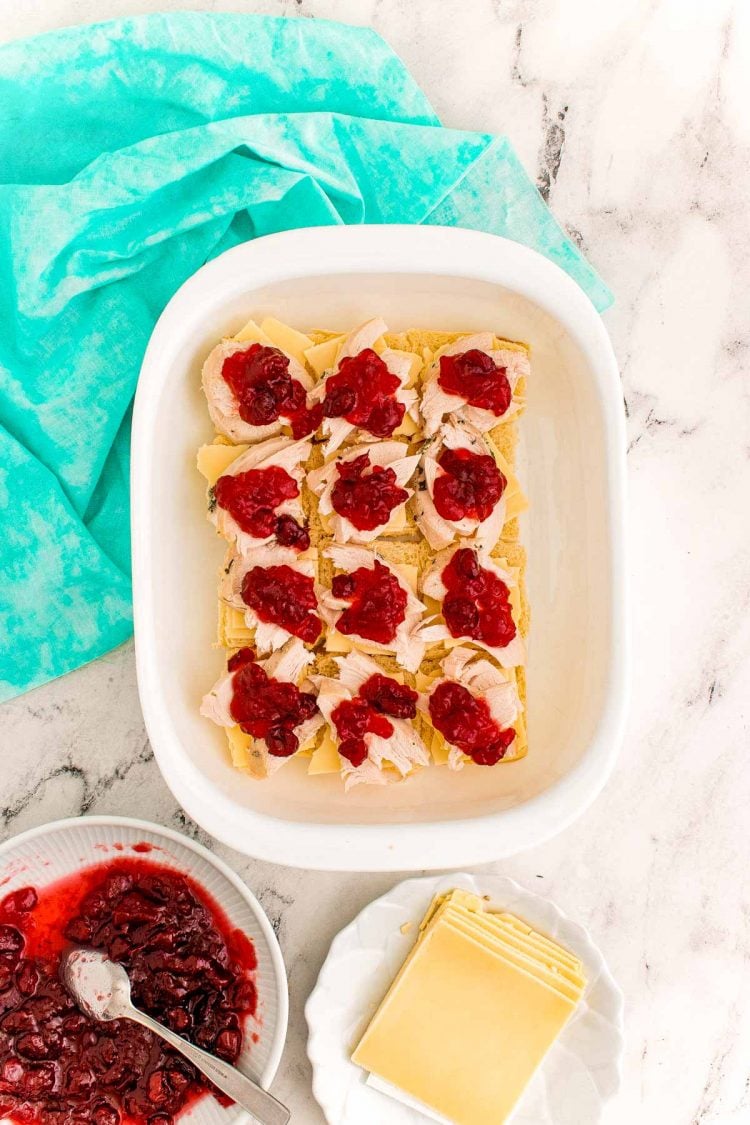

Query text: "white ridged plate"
[306, 873, 624, 1125]
[0, 816, 288, 1125]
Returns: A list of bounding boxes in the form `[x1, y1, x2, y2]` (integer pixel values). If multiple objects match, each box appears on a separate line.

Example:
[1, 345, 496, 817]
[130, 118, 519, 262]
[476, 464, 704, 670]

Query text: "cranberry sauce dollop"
[241, 564, 321, 644]
[331, 562, 407, 645]
[432, 448, 506, 523]
[331, 674, 418, 767]
[0, 859, 257, 1125]
[221, 344, 322, 438]
[322, 350, 405, 438]
[214, 467, 310, 552]
[441, 548, 516, 649]
[429, 680, 515, 765]
[330, 454, 408, 532]
[438, 349, 512, 418]
[227, 647, 318, 757]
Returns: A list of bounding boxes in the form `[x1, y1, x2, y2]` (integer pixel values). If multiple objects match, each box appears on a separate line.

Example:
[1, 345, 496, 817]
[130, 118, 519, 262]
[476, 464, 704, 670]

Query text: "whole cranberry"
[92, 1103, 121, 1125]
[366, 398, 404, 437]
[0, 926, 24, 957]
[338, 738, 368, 767]
[323, 386, 357, 418]
[275, 515, 310, 551]
[443, 597, 480, 636]
[0, 888, 37, 915]
[331, 575, 356, 600]
[453, 548, 481, 582]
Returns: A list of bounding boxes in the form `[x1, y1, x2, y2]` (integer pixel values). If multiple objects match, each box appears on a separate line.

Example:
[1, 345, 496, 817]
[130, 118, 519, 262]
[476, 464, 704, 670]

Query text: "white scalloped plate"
[306, 873, 624, 1125]
[0, 816, 288, 1125]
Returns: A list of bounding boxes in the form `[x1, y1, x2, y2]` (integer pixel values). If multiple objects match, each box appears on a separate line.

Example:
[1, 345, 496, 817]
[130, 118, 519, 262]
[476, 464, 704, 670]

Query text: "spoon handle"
[127, 1006, 290, 1125]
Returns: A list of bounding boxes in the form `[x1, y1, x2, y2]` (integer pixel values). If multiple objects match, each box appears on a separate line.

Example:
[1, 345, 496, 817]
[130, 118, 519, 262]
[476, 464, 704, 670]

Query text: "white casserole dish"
[132, 225, 628, 871]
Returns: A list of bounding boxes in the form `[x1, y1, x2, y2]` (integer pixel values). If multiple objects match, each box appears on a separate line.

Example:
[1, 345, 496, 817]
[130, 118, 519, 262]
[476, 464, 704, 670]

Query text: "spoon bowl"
[63, 948, 132, 1021]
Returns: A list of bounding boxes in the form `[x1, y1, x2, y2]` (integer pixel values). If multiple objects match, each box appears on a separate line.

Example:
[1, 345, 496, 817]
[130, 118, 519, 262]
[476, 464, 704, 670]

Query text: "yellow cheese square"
[233, 318, 274, 345]
[225, 725, 252, 770]
[353, 921, 577, 1125]
[304, 336, 344, 377]
[308, 731, 342, 774]
[197, 443, 249, 487]
[259, 317, 313, 366]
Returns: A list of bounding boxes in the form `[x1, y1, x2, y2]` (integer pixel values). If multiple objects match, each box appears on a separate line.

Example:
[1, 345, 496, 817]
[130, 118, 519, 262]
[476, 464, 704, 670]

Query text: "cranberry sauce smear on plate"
[0, 859, 257, 1125]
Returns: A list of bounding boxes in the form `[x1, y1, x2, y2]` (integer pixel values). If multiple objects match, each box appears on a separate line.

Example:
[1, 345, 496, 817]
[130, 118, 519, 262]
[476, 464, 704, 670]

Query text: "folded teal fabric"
[0, 12, 612, 702]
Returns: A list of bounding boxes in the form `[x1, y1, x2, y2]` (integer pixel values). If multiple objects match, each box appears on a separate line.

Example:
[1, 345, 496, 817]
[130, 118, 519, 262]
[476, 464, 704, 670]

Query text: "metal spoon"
[63, 949, 290, 1125]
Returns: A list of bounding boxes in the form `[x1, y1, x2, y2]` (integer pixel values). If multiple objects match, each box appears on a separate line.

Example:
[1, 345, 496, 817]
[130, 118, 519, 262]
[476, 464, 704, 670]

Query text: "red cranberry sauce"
[440, 548, 516, 649]
[438, 349, 512, 417]
[214, 467, 309, 552]
[359, 675, 418, 720]
[227, 647, 318, 757]
[330, 700, 392, 768]
[433, 448, 506, 523]
[322, 350, 405, 438]
[221, 344, 322, 438]
[330, 454, 408, 532]
[429, 680, 515, 765]
[331, 674, 417, 767]
[0, 860, 257, 1125]
[241, 564, 321, 644]
[331, 562, 407, 645]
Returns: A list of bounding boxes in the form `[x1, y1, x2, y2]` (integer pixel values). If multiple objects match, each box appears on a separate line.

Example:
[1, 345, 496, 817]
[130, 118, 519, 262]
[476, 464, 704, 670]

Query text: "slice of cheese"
[439, 916, 583, 1000]
[393, 412, 420, 439]
[307, 730, 342, 774]
[225, 725, 252, 770]
[426, 897, 585, 993]
[197, 443, 249, 487]
[496, 913, 582, 970]
[260, 317, 313, 366]
[353, 919, 578, 1125]
[217, 603, 254, 649]
[305, 336, 344, 377]
[233, 318, 275, 345]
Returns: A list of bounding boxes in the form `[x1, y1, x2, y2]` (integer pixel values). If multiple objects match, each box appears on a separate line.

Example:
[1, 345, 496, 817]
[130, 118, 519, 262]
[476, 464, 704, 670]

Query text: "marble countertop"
[2, 1, 748, 1122]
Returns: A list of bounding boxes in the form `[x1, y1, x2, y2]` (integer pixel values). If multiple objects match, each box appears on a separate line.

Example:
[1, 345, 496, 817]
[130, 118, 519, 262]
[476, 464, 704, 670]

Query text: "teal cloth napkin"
[0, 12, 611, 703]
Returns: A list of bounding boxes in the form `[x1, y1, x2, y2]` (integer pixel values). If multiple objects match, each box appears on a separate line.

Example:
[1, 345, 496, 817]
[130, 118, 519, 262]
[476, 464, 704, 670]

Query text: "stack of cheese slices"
[353, 889, 587, 1125]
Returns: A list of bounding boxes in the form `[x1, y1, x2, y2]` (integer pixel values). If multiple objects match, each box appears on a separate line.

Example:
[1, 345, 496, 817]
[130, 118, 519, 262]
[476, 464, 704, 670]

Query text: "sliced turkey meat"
[209, 435, 311, 554]
[308, 318, 420, 455]
[307, 441, 420, 543]
[320, 544, 427, 672]
[311, 649, 429, 791]
[200, 639, 323, 778]
[420, 333, 528, 438]
[220, 545, 322, 652]
[419, 544, 526, 668]
[413, 420, 507, 551]
[202, 337, 317, 444]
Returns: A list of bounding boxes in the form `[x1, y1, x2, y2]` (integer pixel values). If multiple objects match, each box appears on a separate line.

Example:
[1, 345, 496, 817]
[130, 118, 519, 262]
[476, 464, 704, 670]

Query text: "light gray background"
[1, 2, 748, 1122]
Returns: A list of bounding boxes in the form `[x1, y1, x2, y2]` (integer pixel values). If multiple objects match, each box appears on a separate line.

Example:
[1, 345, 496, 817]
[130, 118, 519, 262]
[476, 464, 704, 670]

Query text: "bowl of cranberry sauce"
[0, 818, 287, 1125]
